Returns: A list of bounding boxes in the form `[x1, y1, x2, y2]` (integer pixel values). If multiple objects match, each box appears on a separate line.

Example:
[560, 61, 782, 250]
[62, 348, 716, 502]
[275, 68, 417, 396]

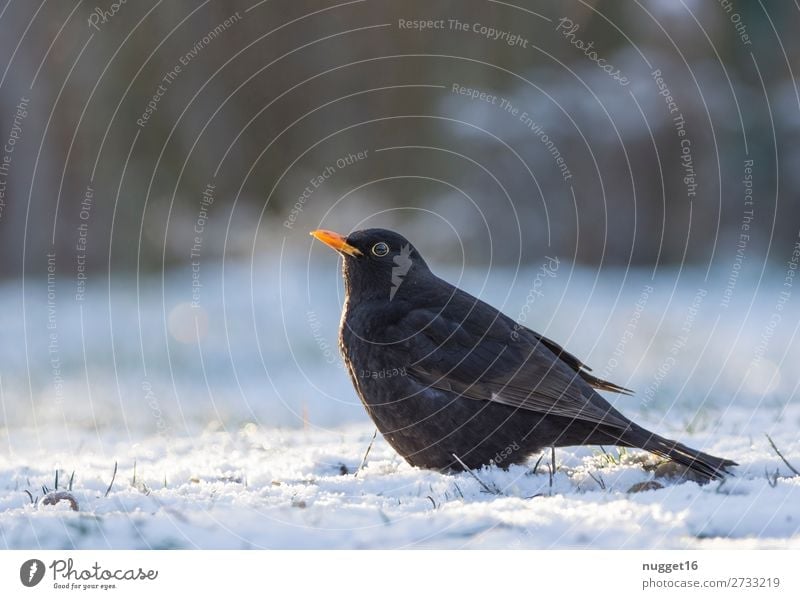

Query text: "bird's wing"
[528, 332, 633, 395]
[393, 307, 631, 430]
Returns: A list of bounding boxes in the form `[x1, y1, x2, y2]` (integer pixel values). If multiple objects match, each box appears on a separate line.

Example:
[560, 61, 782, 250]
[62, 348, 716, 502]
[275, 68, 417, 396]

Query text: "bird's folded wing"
[396, 308, 631, 429]
[529, 332, 634, 395]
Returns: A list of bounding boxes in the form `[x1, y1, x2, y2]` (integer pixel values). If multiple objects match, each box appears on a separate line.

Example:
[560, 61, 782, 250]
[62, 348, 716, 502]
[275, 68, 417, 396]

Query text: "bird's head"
[310, 228, 429, 302]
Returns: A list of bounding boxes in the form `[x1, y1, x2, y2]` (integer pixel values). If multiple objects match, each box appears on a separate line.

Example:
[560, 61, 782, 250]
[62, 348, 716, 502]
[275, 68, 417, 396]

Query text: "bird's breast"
[339, 305, 415, 390]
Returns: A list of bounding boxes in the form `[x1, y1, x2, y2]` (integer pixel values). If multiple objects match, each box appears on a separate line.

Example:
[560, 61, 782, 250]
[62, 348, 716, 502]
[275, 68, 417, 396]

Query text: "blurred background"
[0, 0, 798, 439]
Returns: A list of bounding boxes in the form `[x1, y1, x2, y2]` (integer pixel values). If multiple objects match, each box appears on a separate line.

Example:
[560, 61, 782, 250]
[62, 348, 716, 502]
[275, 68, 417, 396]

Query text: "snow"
[1, 420, 799, 549]
[1, 257, 799, 548]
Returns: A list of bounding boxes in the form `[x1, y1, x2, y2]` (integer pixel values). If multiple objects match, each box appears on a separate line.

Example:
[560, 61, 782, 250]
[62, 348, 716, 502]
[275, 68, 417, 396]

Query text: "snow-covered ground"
[0, 255, 798, 548]
[1, 419, 799, 549]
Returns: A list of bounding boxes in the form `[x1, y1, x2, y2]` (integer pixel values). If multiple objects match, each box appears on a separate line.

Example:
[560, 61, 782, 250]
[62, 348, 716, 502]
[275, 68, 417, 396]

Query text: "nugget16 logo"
[20, 559, 46, 587]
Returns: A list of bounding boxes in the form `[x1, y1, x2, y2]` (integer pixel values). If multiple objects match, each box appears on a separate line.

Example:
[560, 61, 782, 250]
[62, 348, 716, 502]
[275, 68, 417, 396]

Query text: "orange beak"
[309, 229, 362, 257]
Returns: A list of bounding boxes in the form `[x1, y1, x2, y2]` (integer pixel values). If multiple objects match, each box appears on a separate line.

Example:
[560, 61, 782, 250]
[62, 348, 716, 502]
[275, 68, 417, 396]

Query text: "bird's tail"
[626, 425, 737, 481]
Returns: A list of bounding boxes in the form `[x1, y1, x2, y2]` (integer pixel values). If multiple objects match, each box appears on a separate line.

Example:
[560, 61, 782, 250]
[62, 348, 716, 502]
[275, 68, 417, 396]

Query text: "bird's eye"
[371, 242, 389, 257]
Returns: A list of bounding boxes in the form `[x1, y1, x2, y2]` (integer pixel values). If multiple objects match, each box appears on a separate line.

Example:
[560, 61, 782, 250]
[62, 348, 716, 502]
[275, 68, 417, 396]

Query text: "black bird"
[311, 228, 736, 480]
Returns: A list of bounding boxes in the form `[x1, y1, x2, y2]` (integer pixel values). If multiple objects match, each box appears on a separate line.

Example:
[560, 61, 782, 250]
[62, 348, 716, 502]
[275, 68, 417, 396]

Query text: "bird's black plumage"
[311, 228, 736, 480]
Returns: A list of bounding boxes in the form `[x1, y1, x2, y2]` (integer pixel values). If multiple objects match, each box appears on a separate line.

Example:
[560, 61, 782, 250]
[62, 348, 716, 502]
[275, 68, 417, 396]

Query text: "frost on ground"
[1, 411, 798, 549]
[0, 262, 798, 548]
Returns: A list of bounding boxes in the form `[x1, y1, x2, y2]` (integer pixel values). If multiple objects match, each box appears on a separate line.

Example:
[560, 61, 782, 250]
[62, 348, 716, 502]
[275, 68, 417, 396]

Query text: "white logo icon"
[390, 244, 413, 300]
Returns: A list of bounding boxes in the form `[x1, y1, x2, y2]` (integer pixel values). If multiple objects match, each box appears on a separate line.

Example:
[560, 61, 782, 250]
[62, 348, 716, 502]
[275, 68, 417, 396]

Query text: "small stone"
[627, 481, 664, 493]
[42, 491, 79, 511]
[654, 461, 707, 484]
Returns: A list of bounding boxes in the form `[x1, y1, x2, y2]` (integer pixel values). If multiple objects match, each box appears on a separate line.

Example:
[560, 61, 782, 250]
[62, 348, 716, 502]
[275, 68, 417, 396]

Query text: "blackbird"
[310, 228, 736, 480]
